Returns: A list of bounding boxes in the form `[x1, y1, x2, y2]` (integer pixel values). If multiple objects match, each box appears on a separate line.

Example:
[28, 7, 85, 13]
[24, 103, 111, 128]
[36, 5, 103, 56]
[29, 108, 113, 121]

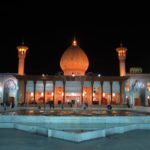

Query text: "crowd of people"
[0, 101, 15, 111]
[1, 99, 138, 112]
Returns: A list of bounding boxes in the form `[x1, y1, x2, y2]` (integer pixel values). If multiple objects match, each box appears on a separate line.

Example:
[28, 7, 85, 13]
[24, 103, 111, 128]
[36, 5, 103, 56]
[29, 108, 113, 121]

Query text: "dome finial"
[21, 39, 25, 45]
[72, 35, 77, 46]
[120, 41, 123, 47]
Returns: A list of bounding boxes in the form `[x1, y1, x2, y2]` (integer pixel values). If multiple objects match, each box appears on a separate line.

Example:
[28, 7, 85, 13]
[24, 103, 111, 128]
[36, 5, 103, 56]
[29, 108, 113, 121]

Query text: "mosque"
[0, 39, 150, 107]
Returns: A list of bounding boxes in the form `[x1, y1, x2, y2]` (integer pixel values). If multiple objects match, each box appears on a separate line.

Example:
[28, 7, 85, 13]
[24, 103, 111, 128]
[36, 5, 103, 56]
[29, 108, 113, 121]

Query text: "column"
[119, 81, 123, 105]
[43, 81, 46, 110]
[19, 80, 25, 104]
[81, 80, 84, 104]
[23, 80, 27, 104]
[110, 81, 113, 104]
[145, 81, 148, 106]
[91, 80, 94, 105]
[63, 80, 66, 104]
[53, 81, 55, 105]
[100, 81, 103, 105]
[33, 81, 36, 103]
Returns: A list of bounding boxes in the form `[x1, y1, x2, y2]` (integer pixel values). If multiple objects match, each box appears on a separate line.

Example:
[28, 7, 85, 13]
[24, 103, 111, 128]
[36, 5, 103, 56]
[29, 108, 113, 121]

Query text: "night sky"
[0, 3, 150, 76]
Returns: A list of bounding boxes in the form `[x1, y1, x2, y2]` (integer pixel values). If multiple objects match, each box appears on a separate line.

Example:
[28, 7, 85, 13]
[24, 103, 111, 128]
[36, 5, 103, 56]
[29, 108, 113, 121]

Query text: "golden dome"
[60, 39, 89, 76]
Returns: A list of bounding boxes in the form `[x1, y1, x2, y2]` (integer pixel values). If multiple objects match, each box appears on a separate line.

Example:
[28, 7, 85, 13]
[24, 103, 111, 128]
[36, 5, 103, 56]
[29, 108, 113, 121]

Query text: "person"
[49, 101, 53, 110]
[130, 104, 133, 108]
[4, 102, 6, 111]
[85, 102, 88, 108]
[127, 102, 130, 108]
[70, 102, 72, 107]
[52, 103, 54, 109]
[61, 103, 64, 110]
[107, 104, 112, 111]
[38, 105, 41, 110]
[126, 97, 130, 108]
[11, 101, 15, 108]
[82, 103, 87, 110]
[49, 101, 54, 110]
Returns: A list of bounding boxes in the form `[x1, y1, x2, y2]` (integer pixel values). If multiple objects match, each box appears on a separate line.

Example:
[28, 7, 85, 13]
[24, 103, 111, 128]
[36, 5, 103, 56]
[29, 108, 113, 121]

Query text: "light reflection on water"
[1, 109, 150, 116]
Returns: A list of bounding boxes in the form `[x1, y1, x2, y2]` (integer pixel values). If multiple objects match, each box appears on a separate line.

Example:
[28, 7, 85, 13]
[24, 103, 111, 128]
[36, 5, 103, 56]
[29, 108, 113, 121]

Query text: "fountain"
[1, 106, 150, 142]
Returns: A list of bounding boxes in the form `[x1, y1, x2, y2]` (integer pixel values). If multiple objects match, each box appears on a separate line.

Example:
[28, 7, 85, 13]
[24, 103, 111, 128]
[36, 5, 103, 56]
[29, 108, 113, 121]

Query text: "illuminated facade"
[0, 40, 150, 107]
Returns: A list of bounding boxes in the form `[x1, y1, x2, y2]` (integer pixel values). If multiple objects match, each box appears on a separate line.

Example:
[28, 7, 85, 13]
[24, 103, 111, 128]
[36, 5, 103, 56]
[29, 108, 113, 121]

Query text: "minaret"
[17, 42, 28, 75]
[116, 43, 127, 76]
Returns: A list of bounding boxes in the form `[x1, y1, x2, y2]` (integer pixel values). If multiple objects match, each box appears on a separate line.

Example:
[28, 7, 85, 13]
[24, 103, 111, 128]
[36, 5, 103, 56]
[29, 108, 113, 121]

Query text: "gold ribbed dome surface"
[60, 40, 89, 76]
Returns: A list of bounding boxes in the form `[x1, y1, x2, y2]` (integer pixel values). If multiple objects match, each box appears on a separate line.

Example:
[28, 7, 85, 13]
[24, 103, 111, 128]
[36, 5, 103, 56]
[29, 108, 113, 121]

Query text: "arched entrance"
[3, 78, 17, 105]
[65, 81, 81, 106]
[130, 80, 146, 106]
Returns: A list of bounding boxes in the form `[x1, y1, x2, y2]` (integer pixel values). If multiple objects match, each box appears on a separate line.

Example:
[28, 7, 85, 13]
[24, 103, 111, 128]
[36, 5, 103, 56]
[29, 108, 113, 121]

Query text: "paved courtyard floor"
[0, 129, 150, 150]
